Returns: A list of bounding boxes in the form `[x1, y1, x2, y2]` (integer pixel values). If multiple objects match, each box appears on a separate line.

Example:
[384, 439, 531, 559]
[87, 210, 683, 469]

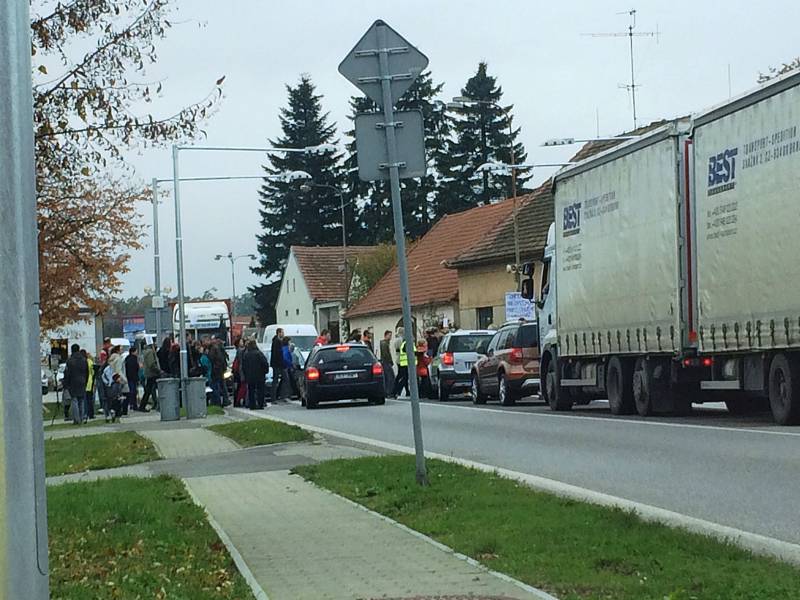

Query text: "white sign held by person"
[505, 292, 535, 322]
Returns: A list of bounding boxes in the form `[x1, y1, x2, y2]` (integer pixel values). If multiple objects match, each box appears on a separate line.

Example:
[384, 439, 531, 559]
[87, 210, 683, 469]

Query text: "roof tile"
[292, 245, 378, 303]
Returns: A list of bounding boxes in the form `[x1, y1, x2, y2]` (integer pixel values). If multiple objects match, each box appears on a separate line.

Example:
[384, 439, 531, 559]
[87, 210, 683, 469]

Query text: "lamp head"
[214, 255, 222, 261]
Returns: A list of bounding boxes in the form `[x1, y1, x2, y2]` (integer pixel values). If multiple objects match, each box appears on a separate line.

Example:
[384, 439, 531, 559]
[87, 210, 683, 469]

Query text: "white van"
[261, 324, 319, 364]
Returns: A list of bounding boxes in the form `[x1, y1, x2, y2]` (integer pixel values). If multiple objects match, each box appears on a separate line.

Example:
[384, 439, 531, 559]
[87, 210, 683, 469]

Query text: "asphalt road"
[265, 395, 800, 545]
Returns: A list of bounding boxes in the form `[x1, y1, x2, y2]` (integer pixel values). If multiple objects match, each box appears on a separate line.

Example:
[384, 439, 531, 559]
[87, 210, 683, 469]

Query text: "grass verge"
[181, 404, 226, 417]
[209, 418, 311, 447]
[45, 431, 160, 476]
[295, 455, 800, 600]
[48, 476, 254, 599]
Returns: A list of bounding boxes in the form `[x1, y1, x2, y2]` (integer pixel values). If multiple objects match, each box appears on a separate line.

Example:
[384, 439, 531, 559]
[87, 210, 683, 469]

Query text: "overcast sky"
[120, 0, 799, 299]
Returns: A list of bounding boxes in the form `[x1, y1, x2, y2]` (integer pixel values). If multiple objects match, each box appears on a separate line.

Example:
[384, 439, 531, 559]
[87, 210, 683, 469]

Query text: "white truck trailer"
[533, 69, 800, 425]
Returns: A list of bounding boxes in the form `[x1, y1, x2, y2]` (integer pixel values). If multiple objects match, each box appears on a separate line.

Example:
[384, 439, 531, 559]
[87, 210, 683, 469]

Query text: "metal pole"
[172, 146, 189, 404]
[507, 114, 520, 287]
[0, 1, 50, 597]
[629, 24, 637, 128]
[341, 192, 348, 324]
[377, 22, 428, 486]
[151, 178, 162, 343]
[229, 254, 237, 321]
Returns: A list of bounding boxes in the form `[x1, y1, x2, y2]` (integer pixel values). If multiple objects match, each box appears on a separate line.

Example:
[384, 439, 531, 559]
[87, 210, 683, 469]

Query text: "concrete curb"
[183, 479, 270, 600]
[236, 408, 800, 566]
[294, 472, 558, 600]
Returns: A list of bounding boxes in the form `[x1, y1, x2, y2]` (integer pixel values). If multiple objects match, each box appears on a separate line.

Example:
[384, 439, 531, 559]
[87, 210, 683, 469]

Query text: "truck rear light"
[442, 352, 454, 366]
[510, 348, 524, 362]
[372, 363, 383, 376]
[702, 357, 713, 367]
[682, 357, 713, 368]
[306, 367, 320, 381]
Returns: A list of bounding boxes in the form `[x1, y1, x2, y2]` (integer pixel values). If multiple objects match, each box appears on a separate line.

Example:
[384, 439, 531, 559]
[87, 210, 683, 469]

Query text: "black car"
[302, 343, 386, 409]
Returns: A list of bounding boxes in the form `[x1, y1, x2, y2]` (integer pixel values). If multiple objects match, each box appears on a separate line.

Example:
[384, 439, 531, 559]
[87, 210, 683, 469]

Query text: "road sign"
[341, 20, 429, 486]
[355, 110, 426, 181]
[339, 20, 429, 108]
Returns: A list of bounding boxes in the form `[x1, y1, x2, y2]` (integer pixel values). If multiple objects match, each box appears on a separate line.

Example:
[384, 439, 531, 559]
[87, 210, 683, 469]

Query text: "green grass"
[209, 418, 311, 447]
[180, 404, 226, 417]
[295, 456, 800, 600]
[48, 476, 254, 599]
[45, 432, 160, 476]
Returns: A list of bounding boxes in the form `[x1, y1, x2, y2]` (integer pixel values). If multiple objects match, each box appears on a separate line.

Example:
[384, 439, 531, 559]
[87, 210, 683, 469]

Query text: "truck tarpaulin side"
[554, 127, 684, 358]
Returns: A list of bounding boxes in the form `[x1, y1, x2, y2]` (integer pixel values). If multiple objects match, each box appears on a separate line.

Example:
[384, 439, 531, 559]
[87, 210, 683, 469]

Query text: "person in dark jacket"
[281, 336, 300, 399]
[62, 344, 88, 425]
[157, 335, 172, 373]
[270, 328, 285, 403]
[242, 339, 269, 409]
[123, 346, 139, 415]
[168, 342, 181, 377]
[208, 340, 229, 406]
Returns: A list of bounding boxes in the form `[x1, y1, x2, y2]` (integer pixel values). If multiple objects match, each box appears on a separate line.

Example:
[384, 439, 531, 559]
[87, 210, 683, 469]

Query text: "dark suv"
[471, 321, 540, 405]
[302, 343, 386, 409]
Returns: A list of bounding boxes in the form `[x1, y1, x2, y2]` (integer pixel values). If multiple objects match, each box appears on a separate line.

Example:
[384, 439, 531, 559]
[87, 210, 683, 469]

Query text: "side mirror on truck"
[520, 278, 534, 300]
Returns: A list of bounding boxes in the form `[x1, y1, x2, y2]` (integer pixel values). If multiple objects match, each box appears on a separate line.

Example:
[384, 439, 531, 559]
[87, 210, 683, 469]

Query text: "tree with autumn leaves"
[31, 0, 223, 331]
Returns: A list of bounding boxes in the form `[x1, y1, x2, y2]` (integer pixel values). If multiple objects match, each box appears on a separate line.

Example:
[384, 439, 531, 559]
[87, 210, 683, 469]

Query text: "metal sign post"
[0, 1, 51, 597]
[340, 20, 429, 485]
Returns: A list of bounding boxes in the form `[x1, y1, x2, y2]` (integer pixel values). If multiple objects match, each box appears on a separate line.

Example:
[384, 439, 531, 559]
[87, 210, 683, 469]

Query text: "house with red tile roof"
[276, 245, 378, 342]
[344, 200, 517, 342]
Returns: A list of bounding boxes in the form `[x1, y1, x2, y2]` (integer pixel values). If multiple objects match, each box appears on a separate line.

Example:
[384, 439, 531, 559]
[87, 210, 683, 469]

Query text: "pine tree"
[251, 75, 345, 324]
[439, 62, 529, 214]
[346, 71, 452, 243]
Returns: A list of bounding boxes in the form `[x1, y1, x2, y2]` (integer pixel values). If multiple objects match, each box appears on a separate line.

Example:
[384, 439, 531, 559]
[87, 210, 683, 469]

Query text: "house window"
[293, 278, 296, 293]
[285, 310, 289, 317]
[296, 308, 300, 316]
[476, 306, 493, 330]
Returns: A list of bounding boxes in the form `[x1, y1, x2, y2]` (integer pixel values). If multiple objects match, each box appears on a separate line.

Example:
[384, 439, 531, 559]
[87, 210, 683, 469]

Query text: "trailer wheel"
[633, 358, 654, 416]
[544, 355, 572, 411]
[606, 356, 635, 415]
[769, 353, 800, 425]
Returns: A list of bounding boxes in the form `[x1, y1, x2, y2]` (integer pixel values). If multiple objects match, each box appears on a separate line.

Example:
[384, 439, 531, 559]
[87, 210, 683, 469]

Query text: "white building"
[43, 308, 103, 362]
[275, 246, 377, 342]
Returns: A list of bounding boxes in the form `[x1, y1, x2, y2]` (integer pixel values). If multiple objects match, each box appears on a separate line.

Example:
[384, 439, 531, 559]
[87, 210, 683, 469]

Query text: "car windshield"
[312, 346, 374, 368]
[448, 335, 494, 353]
[290, 335, 317, 353]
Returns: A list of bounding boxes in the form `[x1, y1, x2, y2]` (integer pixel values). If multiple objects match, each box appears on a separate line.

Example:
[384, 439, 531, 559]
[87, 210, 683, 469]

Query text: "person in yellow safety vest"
[394, 340, 410, 397]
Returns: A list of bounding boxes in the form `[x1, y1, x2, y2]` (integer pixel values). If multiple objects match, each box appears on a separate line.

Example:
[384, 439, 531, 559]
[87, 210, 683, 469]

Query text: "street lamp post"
[214, 253, 257, 321]
[170, 143, 323, 405]
[450, 96, 522, 284]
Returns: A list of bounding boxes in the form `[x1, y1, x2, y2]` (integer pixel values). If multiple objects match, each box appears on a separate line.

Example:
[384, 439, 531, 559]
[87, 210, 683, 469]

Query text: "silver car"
[429, 330, 494, 401]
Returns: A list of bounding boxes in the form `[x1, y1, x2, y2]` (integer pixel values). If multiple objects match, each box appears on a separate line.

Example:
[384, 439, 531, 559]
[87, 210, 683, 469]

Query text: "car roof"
[448, 329, 495, 336]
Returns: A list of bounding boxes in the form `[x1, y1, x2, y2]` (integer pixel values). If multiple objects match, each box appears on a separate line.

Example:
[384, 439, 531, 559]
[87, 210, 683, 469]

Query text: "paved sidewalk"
[185, 470, 547, 600]
[140, 427, 238, 458]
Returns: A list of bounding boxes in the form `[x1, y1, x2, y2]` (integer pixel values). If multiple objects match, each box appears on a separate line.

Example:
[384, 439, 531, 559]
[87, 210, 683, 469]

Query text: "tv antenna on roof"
[583, 9, 659, 128]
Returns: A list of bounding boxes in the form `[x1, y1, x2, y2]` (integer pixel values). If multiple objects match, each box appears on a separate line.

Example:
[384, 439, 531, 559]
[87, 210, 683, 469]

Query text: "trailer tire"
[769, 353, 800, 425]
[544, 355, 572, 411]
[633, 358, 654, 416]
[606, 356, 635, 415]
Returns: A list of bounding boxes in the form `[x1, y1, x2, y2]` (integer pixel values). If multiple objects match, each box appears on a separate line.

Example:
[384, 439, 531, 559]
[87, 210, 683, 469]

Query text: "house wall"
[275, 252, 315, 326]
[456, 262, 542, 329]
[349, 303, 456, 361]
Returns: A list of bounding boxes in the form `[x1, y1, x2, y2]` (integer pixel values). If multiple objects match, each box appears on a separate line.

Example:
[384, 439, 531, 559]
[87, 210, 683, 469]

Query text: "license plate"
[334, 373, 359, 381]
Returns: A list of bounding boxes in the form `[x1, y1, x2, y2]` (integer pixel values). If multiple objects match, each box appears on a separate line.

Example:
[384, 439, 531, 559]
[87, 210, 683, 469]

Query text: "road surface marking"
[388, 399, 800, 438]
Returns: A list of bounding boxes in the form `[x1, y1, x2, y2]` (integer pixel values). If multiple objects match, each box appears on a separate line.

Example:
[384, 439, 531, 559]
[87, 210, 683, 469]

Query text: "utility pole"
[0, 1, 50, 598]
[583, 9, 659, 128]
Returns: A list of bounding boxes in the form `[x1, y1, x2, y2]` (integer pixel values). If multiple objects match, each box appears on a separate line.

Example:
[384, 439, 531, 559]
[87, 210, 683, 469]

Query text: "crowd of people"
[56, 323, 452, 424]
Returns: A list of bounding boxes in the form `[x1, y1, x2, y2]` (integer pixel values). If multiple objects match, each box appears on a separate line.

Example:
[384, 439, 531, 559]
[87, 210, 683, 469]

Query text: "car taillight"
[510, 348, 524, 362]
[306, 367, 320, 381]
[442, 352, 454, 366]
[372, 363, 383, 376]
[335, 346, 349, 352]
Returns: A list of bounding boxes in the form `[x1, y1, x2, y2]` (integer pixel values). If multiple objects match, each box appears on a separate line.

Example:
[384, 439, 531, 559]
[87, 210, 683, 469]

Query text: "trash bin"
[185, 377, 207, 419]
[157, 378, 180, 422]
